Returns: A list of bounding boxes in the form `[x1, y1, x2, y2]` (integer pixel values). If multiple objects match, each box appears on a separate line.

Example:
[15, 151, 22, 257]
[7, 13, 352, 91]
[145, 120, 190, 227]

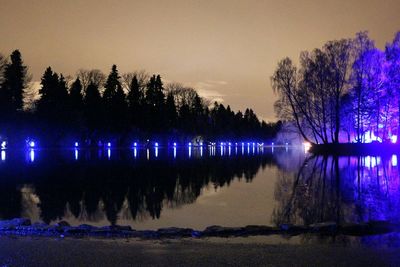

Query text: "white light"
[133, 142, 137, 147]
[303, 142, 311, 153]
[155, 142, 158, 147]
[188, 142, 192, 146]
[29, 149, 35, 162]
[173, 142, 177, 147]
[29, 141, 35, 148]
[392, 155, 397, 167]
[228, 142, 232, 146]
[107, 142, 111, 147]
[1, 150, 5, 161]
[199, 142, 203, 146]
[74, 142, 79, 148]
[1, 141, 6, 149]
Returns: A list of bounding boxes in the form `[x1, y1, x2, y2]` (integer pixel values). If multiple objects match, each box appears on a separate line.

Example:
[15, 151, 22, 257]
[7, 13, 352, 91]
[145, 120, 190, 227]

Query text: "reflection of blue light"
[134, 148, 137, 158]
[29, 141, 35, 148]
[1, 150, 5, 161]
[1, 141, 6, 149]
[107, 148, 111, 159]
[173, 147, 176, 158]
[74, 149, 79, 160]
[272, 142, 274, 146]
[392, 155, 397, 167]
[146, 149, 149, 160]
[188, 146, 192, 158]
[74, 142, 79, 148]
[200, 146, 203, 157]
[155, 147, 158, 158]
[228, 146, 231, 156]
[29, 149, 35, 162]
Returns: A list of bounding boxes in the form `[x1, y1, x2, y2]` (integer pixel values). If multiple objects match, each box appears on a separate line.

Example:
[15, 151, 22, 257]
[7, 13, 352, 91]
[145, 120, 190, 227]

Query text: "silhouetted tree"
[103, 65, 128, 133]
[84, 82, 103, 135]
[0, 50, 29, 116]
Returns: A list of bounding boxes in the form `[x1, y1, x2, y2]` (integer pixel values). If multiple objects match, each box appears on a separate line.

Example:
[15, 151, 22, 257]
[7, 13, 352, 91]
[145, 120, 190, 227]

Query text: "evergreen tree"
[0, 50, 28, 114]
[37, 67, 59, 117]
[103, 65, 127, 132]
[165, 92, 177, 130]
[70, 78, 83, 110]
[84, 82, 103, 132]
[127, 75, 144, 128]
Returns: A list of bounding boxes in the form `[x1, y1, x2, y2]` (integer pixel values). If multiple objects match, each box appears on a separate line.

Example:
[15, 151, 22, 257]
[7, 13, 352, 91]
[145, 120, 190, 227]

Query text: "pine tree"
[127, 75, 144, 128]
[103, 65, 127, 132]
[84, 82, 103, 132]
[0, 50, 28, 114]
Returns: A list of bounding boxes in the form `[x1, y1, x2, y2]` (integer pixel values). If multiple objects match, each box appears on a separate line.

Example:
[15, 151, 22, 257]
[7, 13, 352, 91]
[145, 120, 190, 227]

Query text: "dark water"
[0, 146, 399, 232]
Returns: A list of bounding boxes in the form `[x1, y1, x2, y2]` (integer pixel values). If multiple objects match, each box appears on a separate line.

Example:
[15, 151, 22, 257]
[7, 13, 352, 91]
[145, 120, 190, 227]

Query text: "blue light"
[133, 142, 137, 147]
[74, 142, 79, 148]
[29, 149, 35, 162]
[199, 142, 203, 146]
[392, 154, 397, 167]
[228, 142, 232, 146]
[272, 142, 274, 146]
[188, 142, 192, 146]
[107, 142, 111, 148]
[1, 141, 6, 150]
[155, 142, 158, 147]
[173, 142, 177, 147]
[29, 141, 35, 148]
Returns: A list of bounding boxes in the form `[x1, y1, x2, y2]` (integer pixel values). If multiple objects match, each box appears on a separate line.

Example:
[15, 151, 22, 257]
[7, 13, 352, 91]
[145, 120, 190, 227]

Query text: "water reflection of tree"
[272, 154, 400, 226]
[0, 152, 274, 225]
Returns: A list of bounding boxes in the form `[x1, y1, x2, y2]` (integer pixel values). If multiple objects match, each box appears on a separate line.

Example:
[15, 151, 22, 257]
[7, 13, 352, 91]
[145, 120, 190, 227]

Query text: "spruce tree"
[0, 50, 28, 114]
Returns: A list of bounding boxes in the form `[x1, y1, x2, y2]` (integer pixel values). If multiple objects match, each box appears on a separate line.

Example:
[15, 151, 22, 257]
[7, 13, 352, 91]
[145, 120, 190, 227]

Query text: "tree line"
[0, 50, 281, 146]
[272, 31, 400, 144]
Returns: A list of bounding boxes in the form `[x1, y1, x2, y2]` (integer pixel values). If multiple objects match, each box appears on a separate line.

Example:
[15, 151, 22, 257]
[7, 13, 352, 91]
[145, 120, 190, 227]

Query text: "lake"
[0, 145, 399, 232]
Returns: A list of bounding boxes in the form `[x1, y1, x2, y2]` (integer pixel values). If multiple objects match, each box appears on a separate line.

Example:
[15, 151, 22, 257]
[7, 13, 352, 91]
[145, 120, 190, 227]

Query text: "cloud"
[189, 80, 228, 104]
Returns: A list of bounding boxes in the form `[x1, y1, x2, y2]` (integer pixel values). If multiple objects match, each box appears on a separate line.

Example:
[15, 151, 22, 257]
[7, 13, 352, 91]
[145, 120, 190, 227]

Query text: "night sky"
[1, 0, 399, 121]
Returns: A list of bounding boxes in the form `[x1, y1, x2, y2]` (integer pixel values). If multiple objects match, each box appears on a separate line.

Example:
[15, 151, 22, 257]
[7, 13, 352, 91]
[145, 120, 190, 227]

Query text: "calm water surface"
[0, 146, 399, 232]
